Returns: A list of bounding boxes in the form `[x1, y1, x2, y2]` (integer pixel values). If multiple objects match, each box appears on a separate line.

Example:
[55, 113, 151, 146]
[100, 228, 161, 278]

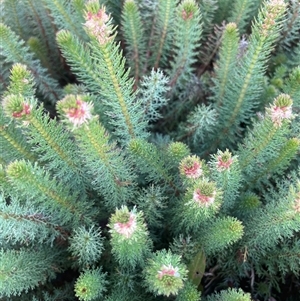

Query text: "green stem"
[239, 123, 277, 171]
[0, 125, 35, 162]
[102, 46, 135, 139]
[29, 114, 76, 169]
[154, 0, 172, 69]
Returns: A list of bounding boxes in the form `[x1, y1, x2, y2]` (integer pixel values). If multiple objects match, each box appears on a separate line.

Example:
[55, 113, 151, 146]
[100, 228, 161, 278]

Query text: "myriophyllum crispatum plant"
[0, 0, 300, 300]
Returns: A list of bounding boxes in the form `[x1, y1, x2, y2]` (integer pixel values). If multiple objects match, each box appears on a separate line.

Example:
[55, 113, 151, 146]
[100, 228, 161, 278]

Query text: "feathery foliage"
[0, 0, 299, 300]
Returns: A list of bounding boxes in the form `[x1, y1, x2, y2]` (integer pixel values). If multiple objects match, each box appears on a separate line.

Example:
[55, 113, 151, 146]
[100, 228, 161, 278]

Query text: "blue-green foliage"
[56, 27, 149, 143]
[0, 194, 63, 246]
[168, 0, 202, 94]
[0, 0, 300, 300]
[135, 185, 167, 228]
[209, 150, 242, 213]
[68, 225, 104, 269]
[70, 116, 137, 209]
[205, 1, 287, 151]
[0, 23, 62, 103]
[0, 109, 35, 164]
[197, 0, 218, 37]
[228, 0, 260, 34]
[148, 0, 179, 69]
[242, 183, 300, 260]
[0, 247, 63, 298]
[179, 104, 218, 147]
[139, 69, 170, 122]
[5, 160, 93, 228]
[129, 138, 176, 188]
[43, 0, 88, 42]
[121, 0, 147, 83]
[280, 0, 300, 53]
[204, 288, 252, 301]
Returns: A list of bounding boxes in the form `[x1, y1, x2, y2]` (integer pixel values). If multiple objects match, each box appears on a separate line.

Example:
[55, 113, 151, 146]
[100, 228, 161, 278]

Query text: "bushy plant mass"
[0, 0, 300, 300]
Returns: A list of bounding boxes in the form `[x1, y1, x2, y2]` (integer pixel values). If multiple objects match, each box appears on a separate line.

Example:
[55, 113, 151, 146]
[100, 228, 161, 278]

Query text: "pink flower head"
[216, 150, 233, 171]
[268, 94, 293, 127]
[65, 99, 93, 128]
[84, 9, 111, 45]
[180, 1, 197, 21]
[193, 188, 215, 207]
[180, 156, 202, 179]
[270, 105, 292, 127]
[261, 0, 286, 37]
[182, 9, 193, 20]
[12, 102, 31, 118]
[114, 212, 137, 238]
[157, 265, 180, 280]
[217, 156, 233, 170]
[184, 161, 202, 178]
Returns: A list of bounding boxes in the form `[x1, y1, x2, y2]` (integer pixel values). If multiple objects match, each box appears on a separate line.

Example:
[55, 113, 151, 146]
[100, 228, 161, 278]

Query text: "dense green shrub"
[0, 0, 299, 300]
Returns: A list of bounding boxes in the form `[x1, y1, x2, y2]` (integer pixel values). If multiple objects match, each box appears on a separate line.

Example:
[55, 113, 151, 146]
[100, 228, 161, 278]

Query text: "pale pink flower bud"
[84, 9, 111, 45]
[193, 188, 215, 207]
[261, 0, 286, 37]
[2, 95, 33, 126]
[270, 105, 292, 127]
[182, 10, 193, 21]
[157, 265, 180, 280]
[113, 212, 137, 238]
[180, 155, 202, 179]
[57, 95, 94, 129]
[65, 99, 92, 127]
[12, 102, 31, 118]
[216, 149, 233, 171]
[217, 156, 233, 170]
[180, 0, 198, 21]
[267, 94, 293, 127]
